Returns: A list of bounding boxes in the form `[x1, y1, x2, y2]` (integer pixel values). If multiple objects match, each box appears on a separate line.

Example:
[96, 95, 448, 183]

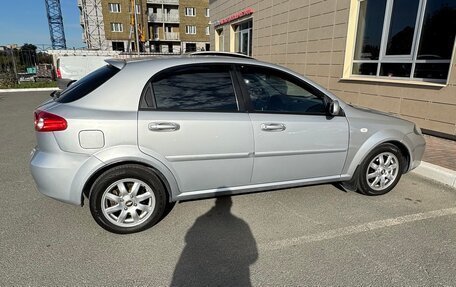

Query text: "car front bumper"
[403, 132, 426, 172]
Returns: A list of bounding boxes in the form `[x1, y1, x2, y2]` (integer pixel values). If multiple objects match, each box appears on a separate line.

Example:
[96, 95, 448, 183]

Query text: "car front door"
[138, 64, 254, 193]
[237, 64, 349, 184]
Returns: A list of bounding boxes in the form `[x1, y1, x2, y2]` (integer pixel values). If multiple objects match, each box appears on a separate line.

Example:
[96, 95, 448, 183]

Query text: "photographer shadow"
[171, 196, 258, 287]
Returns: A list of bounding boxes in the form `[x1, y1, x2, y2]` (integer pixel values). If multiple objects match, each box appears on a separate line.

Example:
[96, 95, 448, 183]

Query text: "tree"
[20, 43, 38, 68]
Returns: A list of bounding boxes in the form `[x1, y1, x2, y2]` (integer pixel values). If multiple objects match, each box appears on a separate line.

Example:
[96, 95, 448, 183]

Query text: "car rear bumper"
[30, 147, 96, 205]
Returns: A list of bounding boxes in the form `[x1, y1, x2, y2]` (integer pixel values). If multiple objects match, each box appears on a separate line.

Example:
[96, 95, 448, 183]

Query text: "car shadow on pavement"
[171, 196, 258, 287]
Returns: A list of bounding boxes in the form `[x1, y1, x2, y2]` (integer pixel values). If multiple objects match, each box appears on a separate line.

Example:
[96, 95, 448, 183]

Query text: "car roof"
[105, 53, 257, 70]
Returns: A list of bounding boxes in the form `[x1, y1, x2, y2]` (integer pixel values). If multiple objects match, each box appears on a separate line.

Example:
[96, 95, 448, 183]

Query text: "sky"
[0, 0, 84, 49]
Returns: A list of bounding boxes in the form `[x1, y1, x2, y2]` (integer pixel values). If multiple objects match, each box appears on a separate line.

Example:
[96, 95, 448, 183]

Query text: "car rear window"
[56, 65, 119, 103]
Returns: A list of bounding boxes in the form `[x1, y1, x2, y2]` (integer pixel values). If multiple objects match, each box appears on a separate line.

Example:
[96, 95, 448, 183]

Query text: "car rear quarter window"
[56, 65, 119, 103]
[149, 65, 238, 112]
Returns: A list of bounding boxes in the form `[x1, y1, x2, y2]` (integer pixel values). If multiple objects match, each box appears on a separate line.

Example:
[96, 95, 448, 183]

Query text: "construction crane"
[45, 0, 67, 49]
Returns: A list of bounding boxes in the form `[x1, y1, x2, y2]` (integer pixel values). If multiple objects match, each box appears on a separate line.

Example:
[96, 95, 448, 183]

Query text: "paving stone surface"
[422, 135, 456, 171]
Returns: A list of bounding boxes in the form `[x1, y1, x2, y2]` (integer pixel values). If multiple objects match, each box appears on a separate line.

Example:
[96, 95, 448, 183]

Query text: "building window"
[234, 20, 253, 56]
[205, 8, 210, 17]
[108, 3, 121, 13]
[185, 43, 197, 52]
[135, 4, 141, 14]
[351, 0, 456, 82]
[205, 26, 210, 35]
[111, 23, 123, 32]
[112, 41, 125, 52]
[186, 25, 196, 34]
[185, 7, 196, 16]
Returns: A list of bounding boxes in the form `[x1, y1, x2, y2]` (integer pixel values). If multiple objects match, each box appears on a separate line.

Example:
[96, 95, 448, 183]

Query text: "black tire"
[89, 164, 169, 234]
[357, 143, 404, 196]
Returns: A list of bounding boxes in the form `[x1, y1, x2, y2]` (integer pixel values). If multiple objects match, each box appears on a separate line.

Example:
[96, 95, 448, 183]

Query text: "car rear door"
[137, 64, 254, 193]
[236, 64, 349, 184]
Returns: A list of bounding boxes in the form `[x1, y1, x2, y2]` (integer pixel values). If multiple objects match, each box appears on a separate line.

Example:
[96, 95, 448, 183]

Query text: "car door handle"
[261, 123, 286, 132]
[148, 122, 180, 132]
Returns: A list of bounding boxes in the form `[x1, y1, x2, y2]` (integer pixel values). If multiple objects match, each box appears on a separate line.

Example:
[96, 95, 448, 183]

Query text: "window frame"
[108, 3, 121, 13]
[139, 63, 246, 113]
[205, 8, 210, 17]
[185, 25, 197, 34]
[234, 64, 336, 117]
[380, 0, 422, 61]
[233, 20, 253, 56]
[111, 22, 123, 32]
[185, 7, 196, 17]
[346, 0, 455, 84]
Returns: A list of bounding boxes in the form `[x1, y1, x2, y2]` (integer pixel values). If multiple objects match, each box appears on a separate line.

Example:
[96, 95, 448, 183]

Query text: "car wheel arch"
[384, 140, 410, 173]
[82, 160, 175, 203]
[344, 131, 412, 178]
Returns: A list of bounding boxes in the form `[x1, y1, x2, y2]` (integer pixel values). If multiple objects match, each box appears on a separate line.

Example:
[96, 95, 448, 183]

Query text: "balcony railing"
[151, 32, 179, 41]
[150, 32, 180, 41]
[147, 0, 179, 5]
[165, 32, 179, 40]
[148, 13, 179, 23]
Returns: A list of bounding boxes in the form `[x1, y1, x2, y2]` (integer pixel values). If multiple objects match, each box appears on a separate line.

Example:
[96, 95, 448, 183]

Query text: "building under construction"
[78, 0, 210, 52]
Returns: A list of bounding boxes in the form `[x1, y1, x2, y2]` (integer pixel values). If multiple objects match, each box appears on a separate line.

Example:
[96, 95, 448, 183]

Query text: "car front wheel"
[358, 143, 404, 196]
[89, 164, 168, 234]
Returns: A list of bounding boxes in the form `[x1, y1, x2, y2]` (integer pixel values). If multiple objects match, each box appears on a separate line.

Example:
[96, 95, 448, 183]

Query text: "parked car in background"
[55, 55, 110, 89]
[30, 53, 426, 234]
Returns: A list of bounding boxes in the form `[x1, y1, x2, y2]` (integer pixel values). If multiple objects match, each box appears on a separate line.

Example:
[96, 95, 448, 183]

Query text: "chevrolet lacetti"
[30, 52, 426, 234]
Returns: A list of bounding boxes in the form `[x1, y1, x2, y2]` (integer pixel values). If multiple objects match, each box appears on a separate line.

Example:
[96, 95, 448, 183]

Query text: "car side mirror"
[328, 100, 340, 116]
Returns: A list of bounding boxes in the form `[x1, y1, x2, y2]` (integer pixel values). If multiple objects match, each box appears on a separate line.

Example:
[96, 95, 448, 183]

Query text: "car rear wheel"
[358, 143, 404, 196]
[89, 164, 168, 234]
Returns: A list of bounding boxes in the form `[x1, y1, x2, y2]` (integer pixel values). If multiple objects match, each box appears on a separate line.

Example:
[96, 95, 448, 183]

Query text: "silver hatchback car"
[30, 53, 425, 233]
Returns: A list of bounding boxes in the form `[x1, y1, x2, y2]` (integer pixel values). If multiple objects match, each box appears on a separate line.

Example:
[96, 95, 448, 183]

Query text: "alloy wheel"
[366, 152, 399, 191]
[101, 178, 156, 227]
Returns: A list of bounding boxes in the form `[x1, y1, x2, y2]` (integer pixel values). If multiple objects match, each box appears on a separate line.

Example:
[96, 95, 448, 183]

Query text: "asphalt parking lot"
[1, 91, 456, 286]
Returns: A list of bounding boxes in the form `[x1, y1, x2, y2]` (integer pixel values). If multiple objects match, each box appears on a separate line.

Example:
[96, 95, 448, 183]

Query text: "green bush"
[0, 75, 57, 89]
[17, 81, 57, 88]
[0, 73, 18, 89]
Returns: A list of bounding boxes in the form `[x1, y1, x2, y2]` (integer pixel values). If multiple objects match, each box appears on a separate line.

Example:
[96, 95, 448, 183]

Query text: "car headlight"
[414, 124, 422, 135]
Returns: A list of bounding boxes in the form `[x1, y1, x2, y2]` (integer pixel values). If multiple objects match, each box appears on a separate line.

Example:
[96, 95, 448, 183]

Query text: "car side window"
[239, 65, 326, 115]
[150, 65, 238, 112]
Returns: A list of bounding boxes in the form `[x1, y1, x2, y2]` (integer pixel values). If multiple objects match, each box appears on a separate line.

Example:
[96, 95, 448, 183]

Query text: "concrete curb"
[411, 161, 456, 189]
[0, 87, 59, 93]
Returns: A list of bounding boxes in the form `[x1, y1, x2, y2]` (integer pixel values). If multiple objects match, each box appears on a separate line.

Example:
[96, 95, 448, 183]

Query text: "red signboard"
[214, 8, 254, 27]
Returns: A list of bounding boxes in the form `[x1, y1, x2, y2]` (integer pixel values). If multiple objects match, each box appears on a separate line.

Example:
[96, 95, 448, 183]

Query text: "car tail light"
[34, 110, 67, 132]
[56, 68, 62, 79]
